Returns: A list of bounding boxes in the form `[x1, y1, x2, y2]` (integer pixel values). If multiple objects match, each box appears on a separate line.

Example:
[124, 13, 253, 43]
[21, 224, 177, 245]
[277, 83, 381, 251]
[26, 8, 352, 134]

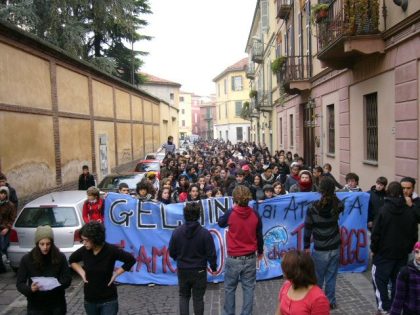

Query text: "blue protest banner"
[104, 192, 370, 285]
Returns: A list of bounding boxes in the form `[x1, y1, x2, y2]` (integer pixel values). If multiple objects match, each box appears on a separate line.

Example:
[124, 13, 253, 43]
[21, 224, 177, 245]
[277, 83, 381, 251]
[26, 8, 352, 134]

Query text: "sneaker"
[376, 310, 389, 315]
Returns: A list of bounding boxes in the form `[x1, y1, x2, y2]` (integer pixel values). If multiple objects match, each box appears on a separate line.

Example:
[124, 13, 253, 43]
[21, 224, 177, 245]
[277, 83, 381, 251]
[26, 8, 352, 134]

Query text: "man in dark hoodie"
[169, 202, 217, 315]
[218, 185, 263, 315]
[370, 181, 418, 314]
[0, 173, 18, 207]
[367, 176, 388, 231]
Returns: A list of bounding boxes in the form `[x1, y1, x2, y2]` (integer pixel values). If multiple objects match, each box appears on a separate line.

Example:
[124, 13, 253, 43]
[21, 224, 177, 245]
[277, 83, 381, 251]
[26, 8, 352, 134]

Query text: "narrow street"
[0, 267, 377, 315]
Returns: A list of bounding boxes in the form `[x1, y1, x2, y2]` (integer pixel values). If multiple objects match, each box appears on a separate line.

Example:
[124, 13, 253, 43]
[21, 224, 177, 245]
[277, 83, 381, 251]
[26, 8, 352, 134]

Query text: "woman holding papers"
[16, 225, 72, 315]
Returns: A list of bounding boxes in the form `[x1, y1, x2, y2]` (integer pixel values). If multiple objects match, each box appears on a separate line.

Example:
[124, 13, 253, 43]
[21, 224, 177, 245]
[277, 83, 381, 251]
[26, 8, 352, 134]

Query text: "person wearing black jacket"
[370, 182, 418, 314]
[367, 176, 388, 231]
[78, 165, 95, 190]
[169, 202, 217, 315]
[304, 177, 344, 310]
[69, 222, 135, 315]
[16, 225, 72, 314]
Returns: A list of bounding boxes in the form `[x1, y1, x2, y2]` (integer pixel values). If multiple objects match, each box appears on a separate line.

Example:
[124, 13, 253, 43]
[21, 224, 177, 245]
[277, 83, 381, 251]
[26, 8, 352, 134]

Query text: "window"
[182, 120, 185, 127]
[261, 0, 268, 32]
[224, 79, 227, 94]
[225, 130, 229, 140]
[219, 131, 222, 139]
[170, 93, 174, 100]
[15, 207, 78, 227]
[235, 101, 242, 116]
[279, 117, 283, 145]
[225, 102, 228, 118]
[180, 96, 184, 102]
[236, 127, 243, 141]
[219, 104, 221, 120]
[289, 114, 294, 147]
[181, 109, 185, 114]
[231, 76, 243, 91]
[365, 93, 378, 161]
[327, 105, 335, 154]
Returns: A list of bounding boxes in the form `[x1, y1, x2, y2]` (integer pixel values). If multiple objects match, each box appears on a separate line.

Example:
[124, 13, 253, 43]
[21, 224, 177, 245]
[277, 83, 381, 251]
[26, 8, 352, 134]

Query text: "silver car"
[8, 190, 86, 271]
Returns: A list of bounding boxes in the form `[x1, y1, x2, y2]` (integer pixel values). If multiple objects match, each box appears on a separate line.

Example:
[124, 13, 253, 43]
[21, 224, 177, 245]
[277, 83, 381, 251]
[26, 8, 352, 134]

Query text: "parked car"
[144, 152, 166, 162]
[133, 159, 161, 179]
[97, 172, 144, 194]
[8, 191, 86, 271]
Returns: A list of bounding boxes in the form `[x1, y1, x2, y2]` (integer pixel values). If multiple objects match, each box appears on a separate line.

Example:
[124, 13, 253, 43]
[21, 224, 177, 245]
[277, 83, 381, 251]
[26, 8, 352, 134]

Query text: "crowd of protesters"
[2, 137, 420, 315]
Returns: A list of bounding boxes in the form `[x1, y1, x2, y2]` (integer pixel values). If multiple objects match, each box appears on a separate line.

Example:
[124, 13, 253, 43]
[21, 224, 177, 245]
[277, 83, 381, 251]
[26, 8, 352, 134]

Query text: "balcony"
[316, 0, 384, 70]
[277, 55, 312, 94]
[256, 91, 273, 112]
[246, 62, 256, 80]
[276, 0, 292, 20]
[251, 39, 263, 64]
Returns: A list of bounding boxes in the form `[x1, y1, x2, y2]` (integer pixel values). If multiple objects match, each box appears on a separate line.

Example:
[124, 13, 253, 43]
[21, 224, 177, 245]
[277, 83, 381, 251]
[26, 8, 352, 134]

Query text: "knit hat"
[414, 242, 420, 251]
[299, 170, 312, 179]
[241, 164, 250, 171]
[35, 225, 54, 244]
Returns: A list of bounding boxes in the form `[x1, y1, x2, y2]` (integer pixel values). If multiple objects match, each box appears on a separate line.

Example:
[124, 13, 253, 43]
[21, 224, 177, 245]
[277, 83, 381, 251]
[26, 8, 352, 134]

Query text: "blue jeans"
[312, 248, 340, 305]
[84, 299, 118, 315]
[223, 256, 257, 315]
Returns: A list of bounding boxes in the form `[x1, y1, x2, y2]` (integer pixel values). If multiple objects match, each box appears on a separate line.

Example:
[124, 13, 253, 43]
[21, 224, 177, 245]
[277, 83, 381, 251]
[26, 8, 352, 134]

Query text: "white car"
[8, 191, 86, 271]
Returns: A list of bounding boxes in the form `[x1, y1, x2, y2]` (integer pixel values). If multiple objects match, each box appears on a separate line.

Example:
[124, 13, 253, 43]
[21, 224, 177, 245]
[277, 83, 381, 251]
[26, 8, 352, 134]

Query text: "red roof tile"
[213, 57, 248, 82]
[141, 72, 181, 87]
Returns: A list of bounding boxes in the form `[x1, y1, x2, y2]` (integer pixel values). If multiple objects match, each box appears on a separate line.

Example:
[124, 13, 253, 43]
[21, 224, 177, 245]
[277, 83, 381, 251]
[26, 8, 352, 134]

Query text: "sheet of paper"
[31, 277, 61, 291]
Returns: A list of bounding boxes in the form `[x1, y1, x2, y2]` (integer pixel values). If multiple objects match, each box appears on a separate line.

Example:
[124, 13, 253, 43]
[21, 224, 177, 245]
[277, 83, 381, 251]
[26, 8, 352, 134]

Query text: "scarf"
[414, 258, 420, 271]
[298, 180, 312, 192]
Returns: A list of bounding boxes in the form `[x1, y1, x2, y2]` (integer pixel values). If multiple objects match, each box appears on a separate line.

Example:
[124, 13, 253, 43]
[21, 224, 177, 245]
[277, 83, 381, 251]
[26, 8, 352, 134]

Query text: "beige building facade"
[246, 0, 420, 190]
[0, 21, 174, 199]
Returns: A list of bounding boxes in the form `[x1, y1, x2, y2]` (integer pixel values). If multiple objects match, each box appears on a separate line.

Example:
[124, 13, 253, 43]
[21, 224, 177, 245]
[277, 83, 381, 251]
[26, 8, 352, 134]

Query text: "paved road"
[1, 264, 378, 315]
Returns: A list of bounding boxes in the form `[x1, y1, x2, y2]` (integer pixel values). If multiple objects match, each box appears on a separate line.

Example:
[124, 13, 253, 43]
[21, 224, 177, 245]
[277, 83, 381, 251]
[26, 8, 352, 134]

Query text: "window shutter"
[261, 0, 268, 32]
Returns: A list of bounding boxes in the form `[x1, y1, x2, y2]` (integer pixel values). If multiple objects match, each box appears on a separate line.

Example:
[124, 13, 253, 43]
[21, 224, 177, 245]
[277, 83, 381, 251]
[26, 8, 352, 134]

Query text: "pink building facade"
[274, 5, 420, 190]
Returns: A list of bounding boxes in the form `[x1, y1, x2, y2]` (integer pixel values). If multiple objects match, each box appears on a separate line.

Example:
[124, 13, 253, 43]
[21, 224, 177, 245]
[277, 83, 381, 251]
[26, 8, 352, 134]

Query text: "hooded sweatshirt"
[370, 197, 418, 260]
[218, 205, 263, 257]
[304, 199, 344, 251]
[168, 221, 217, 271]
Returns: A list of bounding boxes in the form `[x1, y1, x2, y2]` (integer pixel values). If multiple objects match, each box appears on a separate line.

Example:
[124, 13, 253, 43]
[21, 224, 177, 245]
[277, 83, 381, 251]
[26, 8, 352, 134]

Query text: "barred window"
[365, 93, 378, 161]
[289, 114, 294, 147]
[327, 104, 335, 154]
[279, 117, 283, 145]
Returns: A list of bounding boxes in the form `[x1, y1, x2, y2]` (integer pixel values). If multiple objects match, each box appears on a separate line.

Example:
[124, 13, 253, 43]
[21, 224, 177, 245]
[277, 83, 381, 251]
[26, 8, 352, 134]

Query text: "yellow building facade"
[213, 58, 251, 144]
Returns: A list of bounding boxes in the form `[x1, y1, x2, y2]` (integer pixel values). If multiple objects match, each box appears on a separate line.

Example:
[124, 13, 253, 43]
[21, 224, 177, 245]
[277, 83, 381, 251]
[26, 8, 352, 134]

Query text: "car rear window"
[98, 175, 143, 190]
[134, 162, 160, 172]
[15, 207, 79, 228]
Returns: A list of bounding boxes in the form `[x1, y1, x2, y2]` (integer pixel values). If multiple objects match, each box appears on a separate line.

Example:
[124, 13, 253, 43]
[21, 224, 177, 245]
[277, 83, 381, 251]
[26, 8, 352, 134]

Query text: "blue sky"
[138, 0, 256, 95]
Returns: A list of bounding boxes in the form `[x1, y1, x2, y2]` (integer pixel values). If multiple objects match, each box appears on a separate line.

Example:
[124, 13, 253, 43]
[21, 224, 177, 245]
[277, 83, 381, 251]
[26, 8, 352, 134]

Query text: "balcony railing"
[277, 55, 312, 94]
[246, 62, 256, 79]
[276, 0, 292, 20]
[251, 39, 263, 64]
[316, 0, 383, 69]
[256, 91, 272, 112]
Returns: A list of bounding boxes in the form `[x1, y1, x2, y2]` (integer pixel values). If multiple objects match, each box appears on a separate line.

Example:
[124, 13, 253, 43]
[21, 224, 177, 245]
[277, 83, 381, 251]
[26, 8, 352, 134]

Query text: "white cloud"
[137, 0, 256, 95]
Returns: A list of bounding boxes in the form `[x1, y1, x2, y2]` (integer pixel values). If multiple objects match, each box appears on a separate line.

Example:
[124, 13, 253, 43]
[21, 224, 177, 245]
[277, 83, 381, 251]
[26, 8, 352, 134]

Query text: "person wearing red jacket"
[82, 187, 104, 224]
[218, 185, 263, 315]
